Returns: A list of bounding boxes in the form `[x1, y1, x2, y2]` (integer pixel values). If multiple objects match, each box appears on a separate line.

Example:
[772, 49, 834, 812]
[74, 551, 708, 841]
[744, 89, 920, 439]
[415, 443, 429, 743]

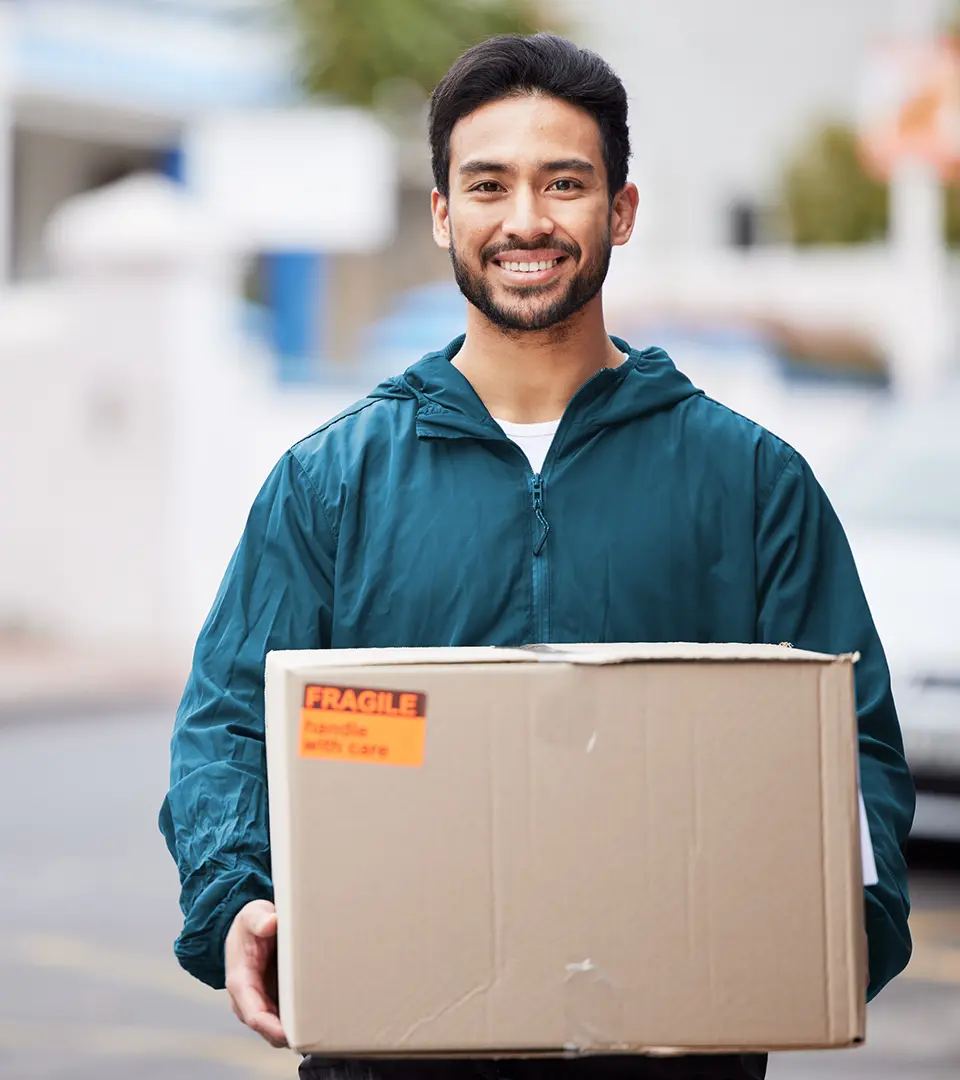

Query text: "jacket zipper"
[503, 362, 621, 645]
[531, 473, 550, 643]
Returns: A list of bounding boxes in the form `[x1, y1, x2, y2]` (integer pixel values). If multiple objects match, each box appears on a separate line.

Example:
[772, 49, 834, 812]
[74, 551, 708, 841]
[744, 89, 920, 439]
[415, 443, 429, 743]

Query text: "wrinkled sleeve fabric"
[755, 448, 915, 1001]
[158, 449, 335, 989]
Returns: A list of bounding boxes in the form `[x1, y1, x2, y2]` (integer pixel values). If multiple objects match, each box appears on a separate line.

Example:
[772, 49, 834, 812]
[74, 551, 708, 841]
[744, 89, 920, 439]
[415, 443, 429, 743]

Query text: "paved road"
[0, 708, 957, 1079]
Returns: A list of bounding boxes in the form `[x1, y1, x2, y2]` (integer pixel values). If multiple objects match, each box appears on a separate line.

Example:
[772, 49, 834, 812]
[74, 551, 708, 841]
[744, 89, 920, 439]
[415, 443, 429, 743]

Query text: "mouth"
[490, 252, 569, 285]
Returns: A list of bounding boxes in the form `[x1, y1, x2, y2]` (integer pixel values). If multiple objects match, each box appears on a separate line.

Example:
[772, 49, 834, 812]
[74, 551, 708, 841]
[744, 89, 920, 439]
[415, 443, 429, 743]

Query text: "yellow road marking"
[904, 945, 960, 984]
[910, 909, 960, 939]
[0, 1021, 297, 1077]
[5, 935, 298, 1074]
[903, 908, 960, 985]
[12, 932, 222, 1005]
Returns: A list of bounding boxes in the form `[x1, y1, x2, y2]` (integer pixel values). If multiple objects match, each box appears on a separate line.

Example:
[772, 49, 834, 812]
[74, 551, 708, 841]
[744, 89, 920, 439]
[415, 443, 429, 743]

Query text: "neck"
[452, 295, 622, 423]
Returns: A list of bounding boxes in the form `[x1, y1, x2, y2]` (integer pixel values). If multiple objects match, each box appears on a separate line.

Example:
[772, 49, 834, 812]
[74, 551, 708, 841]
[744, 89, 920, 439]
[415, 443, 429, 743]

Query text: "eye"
[470, 181, 504, 194]
[549, 178, 584, 193]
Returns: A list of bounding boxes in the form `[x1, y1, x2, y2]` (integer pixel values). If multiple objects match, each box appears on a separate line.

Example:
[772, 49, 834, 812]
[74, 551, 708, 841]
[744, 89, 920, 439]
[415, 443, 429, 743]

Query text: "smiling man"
[160, 33, 914, 1080]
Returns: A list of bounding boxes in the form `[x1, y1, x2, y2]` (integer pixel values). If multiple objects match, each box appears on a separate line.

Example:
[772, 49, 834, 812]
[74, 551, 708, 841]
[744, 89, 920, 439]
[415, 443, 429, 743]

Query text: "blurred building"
[0, 0, 449, 368]
[0, 0, 295, 276]
[550, 0, 949, 249]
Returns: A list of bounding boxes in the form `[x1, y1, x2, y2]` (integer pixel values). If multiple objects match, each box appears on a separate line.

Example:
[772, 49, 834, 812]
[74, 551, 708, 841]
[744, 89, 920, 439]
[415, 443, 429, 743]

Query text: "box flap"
[267, 642, 854, 674]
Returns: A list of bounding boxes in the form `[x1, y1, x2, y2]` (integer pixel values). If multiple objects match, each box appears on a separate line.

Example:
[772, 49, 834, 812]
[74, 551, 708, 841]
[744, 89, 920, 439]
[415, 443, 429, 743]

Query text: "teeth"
[501, 259, 559, 272]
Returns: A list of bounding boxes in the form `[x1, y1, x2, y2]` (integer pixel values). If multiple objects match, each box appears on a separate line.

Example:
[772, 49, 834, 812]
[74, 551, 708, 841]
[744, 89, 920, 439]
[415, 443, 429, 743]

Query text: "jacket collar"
[369, 335, 701, 442]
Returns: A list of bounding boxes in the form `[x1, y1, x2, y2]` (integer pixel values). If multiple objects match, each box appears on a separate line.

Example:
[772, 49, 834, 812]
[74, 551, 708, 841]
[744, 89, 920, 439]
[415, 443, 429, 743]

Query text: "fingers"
[248, 1009, 289, 1048]
[226, 900, 286, 1047]
[227, 968, 288, 1047]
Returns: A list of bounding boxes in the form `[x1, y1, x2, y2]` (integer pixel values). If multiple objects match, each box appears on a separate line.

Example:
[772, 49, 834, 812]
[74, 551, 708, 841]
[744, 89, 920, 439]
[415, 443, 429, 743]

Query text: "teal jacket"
[160, 336, 914, 999]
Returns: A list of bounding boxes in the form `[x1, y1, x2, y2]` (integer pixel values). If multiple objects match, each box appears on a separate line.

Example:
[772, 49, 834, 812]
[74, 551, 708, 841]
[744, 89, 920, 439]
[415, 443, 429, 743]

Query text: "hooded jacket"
[160, 336, 914, 1001]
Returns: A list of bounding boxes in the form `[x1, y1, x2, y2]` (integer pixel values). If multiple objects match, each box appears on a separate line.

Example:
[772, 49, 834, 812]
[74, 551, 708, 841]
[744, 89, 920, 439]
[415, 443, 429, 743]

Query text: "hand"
[225, 899, 287, 1047]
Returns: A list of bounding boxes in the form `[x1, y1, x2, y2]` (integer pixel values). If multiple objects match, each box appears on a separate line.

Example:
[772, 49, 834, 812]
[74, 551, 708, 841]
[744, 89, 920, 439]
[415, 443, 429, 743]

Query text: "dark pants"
[299, 1055, 767, 1080]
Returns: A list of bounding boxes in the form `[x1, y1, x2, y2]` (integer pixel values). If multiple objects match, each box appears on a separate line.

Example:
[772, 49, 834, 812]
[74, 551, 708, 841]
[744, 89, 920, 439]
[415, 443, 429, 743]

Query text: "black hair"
[429, 33, 631, 200]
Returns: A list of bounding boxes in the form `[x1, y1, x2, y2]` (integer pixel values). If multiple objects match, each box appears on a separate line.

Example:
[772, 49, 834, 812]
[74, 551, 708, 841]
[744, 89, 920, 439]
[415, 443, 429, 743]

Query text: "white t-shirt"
[493, 417, 560, 475]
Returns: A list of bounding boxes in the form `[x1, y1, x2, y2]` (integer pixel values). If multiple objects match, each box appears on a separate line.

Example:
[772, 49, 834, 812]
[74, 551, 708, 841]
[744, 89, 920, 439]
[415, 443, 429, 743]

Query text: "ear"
[610, 182, 639, 247]
[431, 189, 451, 250]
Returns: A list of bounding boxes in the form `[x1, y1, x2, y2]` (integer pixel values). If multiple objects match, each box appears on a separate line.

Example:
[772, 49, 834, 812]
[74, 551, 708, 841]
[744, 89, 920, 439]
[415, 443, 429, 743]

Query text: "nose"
[500, 186, 554, 243]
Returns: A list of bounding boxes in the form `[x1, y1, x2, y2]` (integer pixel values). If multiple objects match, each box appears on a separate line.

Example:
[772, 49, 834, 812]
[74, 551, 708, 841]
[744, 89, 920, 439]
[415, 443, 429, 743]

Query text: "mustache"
[480, 238, 581, 264]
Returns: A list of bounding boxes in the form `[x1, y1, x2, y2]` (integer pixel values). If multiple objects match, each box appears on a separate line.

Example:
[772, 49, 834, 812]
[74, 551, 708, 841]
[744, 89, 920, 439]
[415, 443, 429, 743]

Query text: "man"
[160, 33, 914, 1080]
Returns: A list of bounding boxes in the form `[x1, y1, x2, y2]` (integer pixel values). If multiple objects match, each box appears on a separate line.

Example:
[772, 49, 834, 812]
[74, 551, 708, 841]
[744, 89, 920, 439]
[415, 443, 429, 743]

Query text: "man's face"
[432, 94, 636, 333]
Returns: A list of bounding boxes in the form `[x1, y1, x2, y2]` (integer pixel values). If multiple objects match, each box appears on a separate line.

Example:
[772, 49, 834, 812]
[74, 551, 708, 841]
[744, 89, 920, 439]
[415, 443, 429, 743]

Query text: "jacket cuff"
[864, 862, 912, 1001]
[174, 864, 274, 989]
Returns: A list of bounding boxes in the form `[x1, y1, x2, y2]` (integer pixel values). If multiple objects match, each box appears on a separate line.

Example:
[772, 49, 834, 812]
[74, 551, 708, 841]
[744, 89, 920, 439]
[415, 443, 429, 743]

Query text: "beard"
[448, 225, 612, 333]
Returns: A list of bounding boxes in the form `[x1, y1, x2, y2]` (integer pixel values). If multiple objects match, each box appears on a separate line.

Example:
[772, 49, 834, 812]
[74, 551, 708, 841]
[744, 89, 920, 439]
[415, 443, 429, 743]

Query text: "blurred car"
[825, 388, 960, 840]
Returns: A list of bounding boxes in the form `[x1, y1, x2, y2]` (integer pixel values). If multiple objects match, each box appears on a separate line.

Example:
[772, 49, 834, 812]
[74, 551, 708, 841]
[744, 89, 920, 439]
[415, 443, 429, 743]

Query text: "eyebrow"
[457, 158, 597, 176]
[458, 160, 511, 176]
[540, 158, 596, 174]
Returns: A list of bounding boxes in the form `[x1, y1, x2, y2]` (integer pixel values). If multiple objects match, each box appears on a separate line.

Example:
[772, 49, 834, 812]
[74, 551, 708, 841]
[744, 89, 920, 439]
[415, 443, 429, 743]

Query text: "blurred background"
[0, 0, 959, 1076]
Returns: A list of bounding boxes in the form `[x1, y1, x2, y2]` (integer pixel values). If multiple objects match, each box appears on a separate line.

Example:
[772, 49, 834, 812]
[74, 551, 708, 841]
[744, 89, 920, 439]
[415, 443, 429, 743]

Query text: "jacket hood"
[369, 335, 701, 439]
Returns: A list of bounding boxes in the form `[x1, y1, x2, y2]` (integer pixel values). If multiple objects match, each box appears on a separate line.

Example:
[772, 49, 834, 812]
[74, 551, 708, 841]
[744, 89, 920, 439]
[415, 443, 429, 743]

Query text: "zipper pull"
[532, 475, 550, 555]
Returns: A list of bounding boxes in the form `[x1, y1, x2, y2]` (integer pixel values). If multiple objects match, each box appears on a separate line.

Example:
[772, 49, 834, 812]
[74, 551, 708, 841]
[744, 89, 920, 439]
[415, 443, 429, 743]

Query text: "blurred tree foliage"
[290, 0, 547, 108]
[949, 186, 960, 244]
[782, 123, 889, 245]
[782, 121, 960, 247]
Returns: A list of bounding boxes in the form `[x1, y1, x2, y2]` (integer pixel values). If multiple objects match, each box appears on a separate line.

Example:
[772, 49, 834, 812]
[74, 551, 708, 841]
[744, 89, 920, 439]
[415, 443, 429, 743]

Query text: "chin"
[499, 282, 562, 301]
[496, 310, 568, 333]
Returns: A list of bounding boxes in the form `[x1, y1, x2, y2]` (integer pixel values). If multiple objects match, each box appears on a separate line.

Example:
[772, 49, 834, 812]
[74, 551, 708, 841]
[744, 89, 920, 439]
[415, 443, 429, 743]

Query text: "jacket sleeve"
[755, 448, 915, 1000]
[158, 449, 336, 988]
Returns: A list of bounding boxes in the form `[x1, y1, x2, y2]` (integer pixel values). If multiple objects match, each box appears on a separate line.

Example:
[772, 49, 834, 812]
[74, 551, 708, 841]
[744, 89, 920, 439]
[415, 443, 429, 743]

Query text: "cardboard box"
[265, 643, 866, 1057]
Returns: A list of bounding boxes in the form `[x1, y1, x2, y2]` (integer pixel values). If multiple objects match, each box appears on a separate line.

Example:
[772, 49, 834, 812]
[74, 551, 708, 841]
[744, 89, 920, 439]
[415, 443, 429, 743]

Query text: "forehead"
[449, 94, 604, 172]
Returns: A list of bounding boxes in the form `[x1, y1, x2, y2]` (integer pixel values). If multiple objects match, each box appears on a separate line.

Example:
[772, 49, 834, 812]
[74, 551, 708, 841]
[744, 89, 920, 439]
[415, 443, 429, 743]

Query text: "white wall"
[0, 175, 360, 652]
[0, 269, 358, 651]
[605, 244, 960, 393]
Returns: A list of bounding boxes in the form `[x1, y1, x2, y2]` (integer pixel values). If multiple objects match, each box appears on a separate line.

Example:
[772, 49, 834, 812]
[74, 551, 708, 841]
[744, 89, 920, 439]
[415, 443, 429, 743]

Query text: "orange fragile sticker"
[299, 685, 427, 767]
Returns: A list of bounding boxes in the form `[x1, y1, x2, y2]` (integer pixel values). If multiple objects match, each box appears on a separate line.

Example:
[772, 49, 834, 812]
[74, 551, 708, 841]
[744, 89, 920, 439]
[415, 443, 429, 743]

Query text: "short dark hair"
[429, 34, 631, 199]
